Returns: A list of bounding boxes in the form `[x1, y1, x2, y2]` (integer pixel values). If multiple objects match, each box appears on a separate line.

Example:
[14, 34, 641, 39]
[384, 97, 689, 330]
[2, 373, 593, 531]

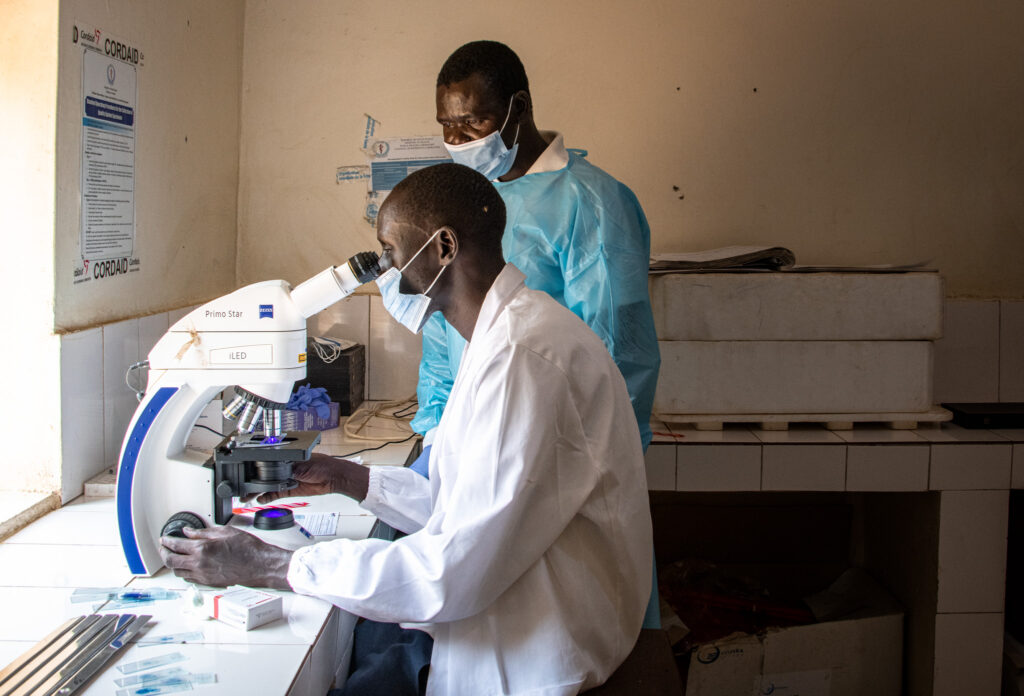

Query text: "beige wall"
[1, 0, 62, 492]
[54, 0, 245, 331]
[237, 0, 1023, 298]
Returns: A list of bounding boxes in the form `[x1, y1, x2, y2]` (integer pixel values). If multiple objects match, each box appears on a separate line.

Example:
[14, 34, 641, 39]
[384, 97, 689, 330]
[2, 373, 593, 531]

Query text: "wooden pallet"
[656, 406, 953, 431]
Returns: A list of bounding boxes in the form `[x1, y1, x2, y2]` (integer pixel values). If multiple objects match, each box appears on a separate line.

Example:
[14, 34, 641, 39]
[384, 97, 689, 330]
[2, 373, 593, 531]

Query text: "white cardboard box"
[685, 569, 903, 696]
[655, 340, 932, 414]
[650, 272, 943, 341]
[212, 586, 283, 630]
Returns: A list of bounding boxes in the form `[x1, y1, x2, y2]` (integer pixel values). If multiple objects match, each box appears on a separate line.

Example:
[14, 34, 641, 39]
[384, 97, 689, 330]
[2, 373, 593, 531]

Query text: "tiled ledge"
[646, 421, 1024, 493]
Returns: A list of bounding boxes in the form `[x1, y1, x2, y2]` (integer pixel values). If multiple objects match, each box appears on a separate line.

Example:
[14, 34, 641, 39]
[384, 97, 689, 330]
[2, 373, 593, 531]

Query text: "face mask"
[443, 95, 520, 180]
[376, 229, 448, 334]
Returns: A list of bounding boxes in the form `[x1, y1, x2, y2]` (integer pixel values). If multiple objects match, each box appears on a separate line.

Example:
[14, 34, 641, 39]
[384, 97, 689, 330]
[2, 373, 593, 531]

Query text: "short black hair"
[387, 163, 506, 254]
[437, 40, 530, 106]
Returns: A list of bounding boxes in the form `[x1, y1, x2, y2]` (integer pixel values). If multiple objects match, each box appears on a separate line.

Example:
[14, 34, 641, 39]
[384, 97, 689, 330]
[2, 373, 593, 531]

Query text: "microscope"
[116, 253, 381, 575]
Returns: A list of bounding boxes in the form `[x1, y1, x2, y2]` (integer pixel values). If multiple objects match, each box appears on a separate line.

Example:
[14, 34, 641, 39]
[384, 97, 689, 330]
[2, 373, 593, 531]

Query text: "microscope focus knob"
[215, 481, 235, 499]
[161, 512, 206, 538]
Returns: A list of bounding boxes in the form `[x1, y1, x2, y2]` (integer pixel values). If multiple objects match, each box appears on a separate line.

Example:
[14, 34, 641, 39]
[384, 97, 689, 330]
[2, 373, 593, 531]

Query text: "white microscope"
[116, 253, 382, 575]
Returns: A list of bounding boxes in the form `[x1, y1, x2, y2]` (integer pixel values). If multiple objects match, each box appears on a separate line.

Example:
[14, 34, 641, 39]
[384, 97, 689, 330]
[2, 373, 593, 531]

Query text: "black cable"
[193, 424, 228, 438]
[392, 403, 417, 419]
[330, 432, 418, 459]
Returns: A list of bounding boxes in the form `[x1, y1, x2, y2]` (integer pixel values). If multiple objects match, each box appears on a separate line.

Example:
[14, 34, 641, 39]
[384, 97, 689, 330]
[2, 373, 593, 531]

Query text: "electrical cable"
[310, 336, 343, 364]
[125, 361, 149, 402]
[343, 395, 418, 442]
[392, 402, 418, 419]
[193, 424, 228, 438]
[330, 432, 418, 459]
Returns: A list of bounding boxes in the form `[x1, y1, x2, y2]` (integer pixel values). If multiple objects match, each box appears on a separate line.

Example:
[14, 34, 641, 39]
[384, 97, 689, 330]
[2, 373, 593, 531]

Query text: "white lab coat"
[288, 264, 653, 695]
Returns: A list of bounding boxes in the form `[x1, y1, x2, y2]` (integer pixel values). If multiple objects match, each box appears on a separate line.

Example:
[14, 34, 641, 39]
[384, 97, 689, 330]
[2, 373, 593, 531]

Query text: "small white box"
[212, 586, 283, 630]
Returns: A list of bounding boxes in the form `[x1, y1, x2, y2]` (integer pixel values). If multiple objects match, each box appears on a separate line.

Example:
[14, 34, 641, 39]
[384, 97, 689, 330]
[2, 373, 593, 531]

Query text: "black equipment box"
[305, 341, 365, 416]
[942, 402, 1024, 429]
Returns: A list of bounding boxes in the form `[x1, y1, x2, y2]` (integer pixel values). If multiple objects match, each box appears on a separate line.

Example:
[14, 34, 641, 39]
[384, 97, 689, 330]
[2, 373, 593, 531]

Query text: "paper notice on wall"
[368, 136, 451, 193]
[336, 115, 451, 227]
[74, 22, 141, 285]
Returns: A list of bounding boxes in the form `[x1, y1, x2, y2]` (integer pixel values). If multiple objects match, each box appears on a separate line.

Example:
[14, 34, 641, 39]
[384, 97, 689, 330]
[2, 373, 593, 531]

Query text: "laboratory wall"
[1, 0, 62, 494]
[236, 0, 1024, 299]
[52, 0, 245, 331]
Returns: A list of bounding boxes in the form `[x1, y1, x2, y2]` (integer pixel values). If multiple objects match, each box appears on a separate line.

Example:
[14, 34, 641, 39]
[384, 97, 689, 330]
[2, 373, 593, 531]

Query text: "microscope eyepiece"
[291, 252, 382, 318]
[348, 251, 382, 283]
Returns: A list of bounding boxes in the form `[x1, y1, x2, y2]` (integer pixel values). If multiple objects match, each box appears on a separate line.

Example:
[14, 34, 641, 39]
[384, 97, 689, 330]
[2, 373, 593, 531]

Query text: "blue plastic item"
[409, 444, 432, 477]
[286, 383, 332, 419]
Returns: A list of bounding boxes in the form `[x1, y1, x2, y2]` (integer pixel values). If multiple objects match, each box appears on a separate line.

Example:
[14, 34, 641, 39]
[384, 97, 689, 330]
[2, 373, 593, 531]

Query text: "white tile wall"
[936, 490, 1008, 614]
[103, 318, 140, 474]
[933, 299, 1000, 403]
[138, 311, 169, 361]
[59, 309, 180, 500]
[762, 445, 846, 491]
[1001, 300, 1024, 401]
[929, 443, 1012, 490]
[288, 653, 314, 696]
[932, 612, 1004, 696]
[644, 445, 675, 490]
[308, 609, 342, 696]
[368, 295, 422, 400]
[846, 444, 929, 491]
[677, 444, 761, 491]
[58, 328, 103, 503]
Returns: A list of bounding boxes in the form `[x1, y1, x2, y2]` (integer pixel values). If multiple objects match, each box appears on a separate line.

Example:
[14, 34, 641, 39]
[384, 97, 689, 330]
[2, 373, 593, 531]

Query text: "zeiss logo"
[259, 304, 274, 319]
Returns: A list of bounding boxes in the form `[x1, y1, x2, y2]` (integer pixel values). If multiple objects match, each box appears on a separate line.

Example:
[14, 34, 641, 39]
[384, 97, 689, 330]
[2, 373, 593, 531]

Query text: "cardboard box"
[281, 401, 340, 431]
[212, 586, 283, 630]
[684, 568, 903, 696]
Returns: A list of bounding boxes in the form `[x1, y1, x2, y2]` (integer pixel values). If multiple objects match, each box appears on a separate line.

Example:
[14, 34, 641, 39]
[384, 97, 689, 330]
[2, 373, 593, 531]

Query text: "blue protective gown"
[411, 148, 661, 450]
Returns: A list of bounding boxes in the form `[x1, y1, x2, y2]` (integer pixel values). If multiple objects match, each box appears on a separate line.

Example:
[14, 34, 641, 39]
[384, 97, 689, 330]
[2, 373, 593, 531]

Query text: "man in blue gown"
[411, 41, 660, 475]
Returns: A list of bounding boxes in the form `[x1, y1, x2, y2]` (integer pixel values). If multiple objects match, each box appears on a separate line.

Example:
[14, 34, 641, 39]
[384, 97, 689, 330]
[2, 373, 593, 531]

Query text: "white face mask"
[376, 229, 448, 334]
[443, 95, 520, 181]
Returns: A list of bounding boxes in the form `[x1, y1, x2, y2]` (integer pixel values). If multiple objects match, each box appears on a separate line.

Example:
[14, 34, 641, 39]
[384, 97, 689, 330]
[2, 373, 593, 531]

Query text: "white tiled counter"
[0, 419, 418, 696]
[645, 420, 1023, 696]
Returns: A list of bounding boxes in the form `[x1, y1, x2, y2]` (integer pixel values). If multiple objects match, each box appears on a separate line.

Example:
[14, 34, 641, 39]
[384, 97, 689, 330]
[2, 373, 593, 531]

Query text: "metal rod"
[0, 617, 88, 689]
[49, 614, 151, 695]
[5, 615, 116, 696]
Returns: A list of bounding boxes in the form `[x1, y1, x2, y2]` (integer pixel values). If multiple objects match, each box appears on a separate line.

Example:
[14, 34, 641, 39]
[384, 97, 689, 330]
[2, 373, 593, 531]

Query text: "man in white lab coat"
[160, 163, 653, 696]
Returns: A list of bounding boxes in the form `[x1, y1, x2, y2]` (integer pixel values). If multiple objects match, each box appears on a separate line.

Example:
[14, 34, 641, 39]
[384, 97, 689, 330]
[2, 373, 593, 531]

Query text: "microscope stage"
[215, 430, 321, 462]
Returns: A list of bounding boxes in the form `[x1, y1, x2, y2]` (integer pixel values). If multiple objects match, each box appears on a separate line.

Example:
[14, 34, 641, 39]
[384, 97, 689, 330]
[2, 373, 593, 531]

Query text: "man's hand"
[250, 452, 369, 504]
[159, 526, 294, 590]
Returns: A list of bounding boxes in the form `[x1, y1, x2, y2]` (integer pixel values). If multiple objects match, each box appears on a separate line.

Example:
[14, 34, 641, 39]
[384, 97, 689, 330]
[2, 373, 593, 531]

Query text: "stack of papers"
[650, 246, 933, 274]
[650, 246, 796, 273]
